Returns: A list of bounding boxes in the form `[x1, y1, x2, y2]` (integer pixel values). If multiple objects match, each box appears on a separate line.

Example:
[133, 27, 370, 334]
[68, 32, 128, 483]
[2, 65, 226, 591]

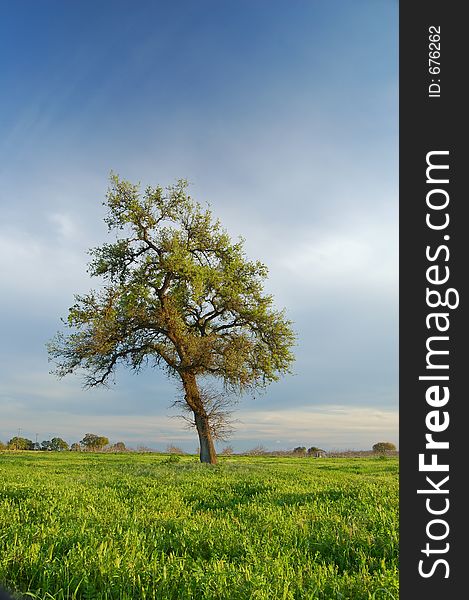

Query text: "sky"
[0, 0, 398, 452]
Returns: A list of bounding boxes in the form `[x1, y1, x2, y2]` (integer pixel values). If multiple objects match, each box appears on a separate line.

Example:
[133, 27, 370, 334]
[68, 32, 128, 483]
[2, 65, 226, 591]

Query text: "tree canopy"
[48, 175, 295, 463]
[7, 437, 33, 450]
[372, 442, 396, 454]
[80, 434, 109, 451]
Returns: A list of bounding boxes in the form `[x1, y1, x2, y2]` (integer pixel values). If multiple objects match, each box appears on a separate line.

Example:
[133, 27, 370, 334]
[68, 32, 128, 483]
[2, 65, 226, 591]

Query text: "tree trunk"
[194, 412, 217, 464]
[181, 372, 217, 464]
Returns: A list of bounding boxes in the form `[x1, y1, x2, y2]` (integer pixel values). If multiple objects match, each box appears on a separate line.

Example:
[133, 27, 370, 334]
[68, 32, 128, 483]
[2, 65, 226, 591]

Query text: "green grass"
[0, 452, 398, 600]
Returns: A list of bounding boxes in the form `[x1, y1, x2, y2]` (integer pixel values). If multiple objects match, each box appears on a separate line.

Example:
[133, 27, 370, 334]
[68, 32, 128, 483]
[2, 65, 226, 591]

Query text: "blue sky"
[0, 1, 398, 452]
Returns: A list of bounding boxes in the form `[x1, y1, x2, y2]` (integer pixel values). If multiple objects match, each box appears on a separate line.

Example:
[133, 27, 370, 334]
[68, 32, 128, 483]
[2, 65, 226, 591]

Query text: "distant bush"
[70, 443, 81, 451]
[163, 454, 181, 464]
[0, 441, 6, 451]
[248, 445, 268, 456]
[110, 442, 127, 452]
[372, 442, 397, 454]
[221, 445, 234, 455]
[307, 447, 326, 457]
[292, 446, 307, 456]
[136, 445, 155, 453]
[166, 444, 184, 455]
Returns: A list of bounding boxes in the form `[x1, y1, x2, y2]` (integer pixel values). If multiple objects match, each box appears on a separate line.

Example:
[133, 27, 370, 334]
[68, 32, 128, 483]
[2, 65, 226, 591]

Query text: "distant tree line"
[0, 433, 127, 453]
[244, 445, 327, 457]
[0, 437, 397, 456]
[243, 442, 397, 457]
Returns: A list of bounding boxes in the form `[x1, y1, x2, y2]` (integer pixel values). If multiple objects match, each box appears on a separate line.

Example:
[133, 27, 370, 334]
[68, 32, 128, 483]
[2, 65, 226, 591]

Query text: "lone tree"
[372, 442, 397, 454]
[48, 175, 295, 464]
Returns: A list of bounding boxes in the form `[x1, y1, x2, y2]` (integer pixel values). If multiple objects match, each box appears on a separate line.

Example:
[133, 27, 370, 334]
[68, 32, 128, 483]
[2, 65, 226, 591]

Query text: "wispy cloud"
[0, 399, 398, 452]
[0, 227, 88, 314]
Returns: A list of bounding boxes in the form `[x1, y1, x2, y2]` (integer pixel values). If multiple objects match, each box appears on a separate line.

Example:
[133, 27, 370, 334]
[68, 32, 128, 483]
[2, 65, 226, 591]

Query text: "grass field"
[0, 452, 398, 600]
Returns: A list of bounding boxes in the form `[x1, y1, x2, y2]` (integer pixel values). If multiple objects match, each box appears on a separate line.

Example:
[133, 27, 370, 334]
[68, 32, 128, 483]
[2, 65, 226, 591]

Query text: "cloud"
[48, 213, 79, 240]
[0, 402, 189, 447]
[0, 203, 108, 319]
[271, 221, 397, 306]
[234, 404, 398, 450]
[0, 368, 180, 445]
[0, 398, 398, 451]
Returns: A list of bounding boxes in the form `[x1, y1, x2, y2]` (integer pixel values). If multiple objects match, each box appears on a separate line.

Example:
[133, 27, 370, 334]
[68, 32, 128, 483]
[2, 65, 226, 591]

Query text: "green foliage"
[51, 437, 69, 451]
[48, 175, 295, 393]
[6, 436, 33, 450]
[80, 433, 109, 451]
[48, 175, 296, 463]
[372, 442, 397, 454]
[0, 453, 398, 599]
[41, 437, 69, 451]
[163, 454, 182, 464]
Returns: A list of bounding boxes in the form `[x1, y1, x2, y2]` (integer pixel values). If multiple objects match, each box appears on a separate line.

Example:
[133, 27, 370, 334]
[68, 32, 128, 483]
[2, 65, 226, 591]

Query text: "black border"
[400, 3, 466, 596]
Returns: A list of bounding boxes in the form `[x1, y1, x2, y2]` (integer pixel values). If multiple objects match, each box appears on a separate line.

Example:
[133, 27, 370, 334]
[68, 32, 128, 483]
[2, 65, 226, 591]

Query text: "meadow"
[0, 452, 398, 600]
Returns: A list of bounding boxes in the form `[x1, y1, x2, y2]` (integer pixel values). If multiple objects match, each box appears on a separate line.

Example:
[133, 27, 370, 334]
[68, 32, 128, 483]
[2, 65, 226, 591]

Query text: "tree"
[172, 385, 238, 442]
[51, 437, 69, 451]
[7, 437, 33, 450]
[307, 446, 326, 457]
[41, 440, 52, 451]
[70, 443, 81, 451]
[111, 441, 127, 452]
[80, 433, 109, 451]
[372, 442, 397, 454]
[48, 176, 295, 464]
[292, 446, 307, 456]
